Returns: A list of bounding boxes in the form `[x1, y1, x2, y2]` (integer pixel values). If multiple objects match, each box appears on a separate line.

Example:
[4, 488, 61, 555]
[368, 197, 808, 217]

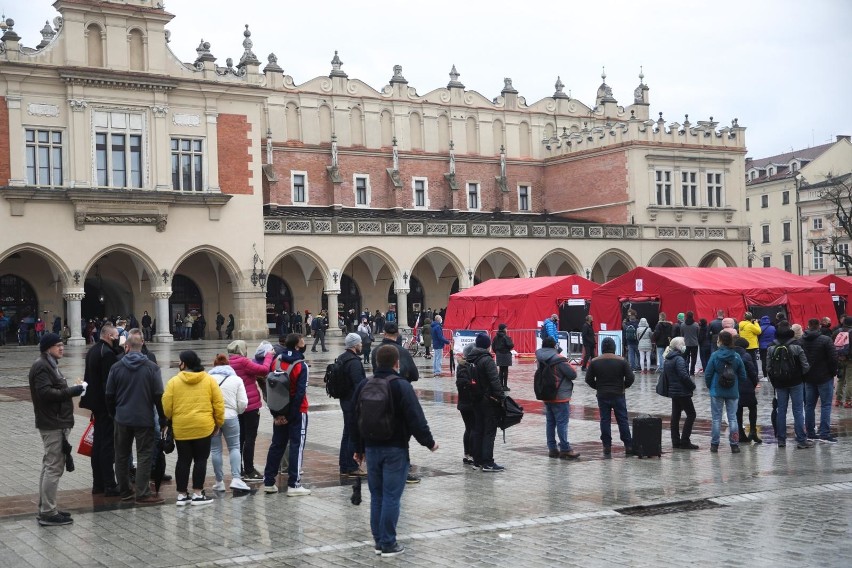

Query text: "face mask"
[297, 345, 307, 354]
[112, 338, 121, 350]
[680, 345, 687, 353]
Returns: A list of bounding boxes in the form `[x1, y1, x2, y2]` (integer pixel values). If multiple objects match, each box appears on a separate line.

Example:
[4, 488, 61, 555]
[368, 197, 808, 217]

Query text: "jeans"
[472, 399, 499, 465]
[38, 429, 67, 516]
[627, 343, 640, 369]
[115, 423, 156, 497]
[238, 409, 260, 474]
[776, 384, 806, 444]
[90, 411, 117, 491]
[184, 327, 192, 340]
[710, 396, 740, 446]
[432, 348, 444, 375]
[365, 445, 409, 551]
[597, 395, 632, 448]
[804, 381, 834, 438]
[311, 331, 326, 351]
[175, 436, 212, 493]
[264, 412, 308, 488]
[671, 396, 696, 444]
[638, 349, 652, 371]
[211, 417, 242, 482]
[656, 347, 666, 370]
[339, 408, 359, 472]
[544, 401, 571, 452]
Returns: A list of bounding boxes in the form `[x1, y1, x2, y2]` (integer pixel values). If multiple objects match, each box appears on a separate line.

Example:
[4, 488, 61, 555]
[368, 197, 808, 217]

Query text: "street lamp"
[250, 244, 267, 290]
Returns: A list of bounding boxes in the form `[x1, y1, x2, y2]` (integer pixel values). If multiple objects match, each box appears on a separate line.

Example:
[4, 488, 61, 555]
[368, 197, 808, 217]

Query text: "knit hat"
[677, 312, 685, 322]
[475, 333, 491, 349]
[227, 340, 247, 357]
[345, 332, 362, 349]
[601, 337, 616, 354]
[498, 323, 507, 331]
[39, 332, 62, 352]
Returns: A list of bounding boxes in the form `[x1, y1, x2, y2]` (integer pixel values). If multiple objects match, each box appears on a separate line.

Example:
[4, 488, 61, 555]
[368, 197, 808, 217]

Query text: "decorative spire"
[553, 76, 569, 99]
[194, 38, 216, 64]
[447, 64, 464, 89]
[601, 66, 607, 82]
[596, 66, 617, 104]
[501, 77, 518, 95]
[329, 50, 348, 78]
[36, 20, 55, 49]
[263, 52, 283, 74]
[390, 64, 408, 84]
[633, 66, 649, 104]
[0, 17, 19, 43]
[639, 65, 644, 85]
[237, 25, 259, 68]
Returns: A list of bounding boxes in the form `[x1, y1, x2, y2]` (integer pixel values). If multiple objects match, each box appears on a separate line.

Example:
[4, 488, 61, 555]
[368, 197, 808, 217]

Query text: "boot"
[749, 427, 763, 445]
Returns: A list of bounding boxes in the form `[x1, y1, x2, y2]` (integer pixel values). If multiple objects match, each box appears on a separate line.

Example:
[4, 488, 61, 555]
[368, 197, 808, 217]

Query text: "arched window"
[519, 122, 531, 157]
[285, 103, 301, 141]
[350, 107, 364, 146]
[87, 23, 104, 67]
[409, 112, 423, 150]
[318, 105, 332, 143]
[466, 117, 478, 154]
[437, 114, 450, 152]
[492, 119, 504, 154]
[128, 29, 145, 71]
[380, 110, 393, 147]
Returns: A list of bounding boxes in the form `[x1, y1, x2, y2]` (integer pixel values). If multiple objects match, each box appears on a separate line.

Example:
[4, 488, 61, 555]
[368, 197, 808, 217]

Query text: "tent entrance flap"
[621, 300, 661, 331]
[748, 305, 785, 322]
[559, 300, 590, 333]
[833, 296, 847, 319]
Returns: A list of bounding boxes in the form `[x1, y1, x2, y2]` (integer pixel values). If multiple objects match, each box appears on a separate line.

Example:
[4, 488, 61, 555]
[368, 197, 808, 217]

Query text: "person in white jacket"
[637, 318, 653, 373]
[208, 354, 250, 492]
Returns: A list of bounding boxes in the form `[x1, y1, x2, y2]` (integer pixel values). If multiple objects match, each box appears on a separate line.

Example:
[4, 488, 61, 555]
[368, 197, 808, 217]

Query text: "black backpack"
[624, 323, 637, 342]
[533, 360, 563, 401]
[718, 361, 737, 389]
[455, 360, 484, 402]
[323, 356, 350, 399]
[768, 344, 801, 387]
[540, 322, 548, 339]
[357, 376, 397, 441]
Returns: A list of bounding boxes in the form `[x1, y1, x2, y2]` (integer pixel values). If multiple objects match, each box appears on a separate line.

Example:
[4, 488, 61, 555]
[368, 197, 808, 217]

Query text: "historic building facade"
[1, 0, 749, 344]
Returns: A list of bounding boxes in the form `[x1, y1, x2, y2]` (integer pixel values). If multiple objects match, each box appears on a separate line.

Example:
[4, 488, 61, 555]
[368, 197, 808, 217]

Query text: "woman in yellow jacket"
[163, 350, 224, 506]
[738, 313, 762, 370]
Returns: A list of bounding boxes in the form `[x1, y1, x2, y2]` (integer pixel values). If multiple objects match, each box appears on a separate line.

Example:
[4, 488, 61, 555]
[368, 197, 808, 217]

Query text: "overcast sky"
[12, 0, 852, 159]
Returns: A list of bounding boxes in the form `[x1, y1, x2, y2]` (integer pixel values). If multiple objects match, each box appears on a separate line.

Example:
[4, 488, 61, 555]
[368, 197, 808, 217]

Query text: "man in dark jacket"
[338, 333, 367, 476]
[310, 312, 329, 352]
[654, 313, 674, 366]
[733, 337, 761, 444]
[81, 324, 121, 496]
[216, 312, 225, 340]
[708, 310, 725, 354]
[468, 333, 507, 471]
[580, 315, 596, 371]
[801, 318, 838, 443]
[141, 311, 152, 341]
[537, 336, 580, 459]
[352, 345, 438, 558]
[585, 337, 634, 456]
[492, 323, 514, 391]
[371, 322, 419, 383]
[767, 323, 812, 449]
[29, 333, 85, 526]
[106, 330, 167, 505]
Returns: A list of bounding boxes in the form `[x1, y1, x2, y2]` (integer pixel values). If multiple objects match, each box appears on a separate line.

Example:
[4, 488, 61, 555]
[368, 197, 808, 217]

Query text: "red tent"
[815, 274, 852, 319]
[443, 275, 598, 354]
[589, 267, 834, 333]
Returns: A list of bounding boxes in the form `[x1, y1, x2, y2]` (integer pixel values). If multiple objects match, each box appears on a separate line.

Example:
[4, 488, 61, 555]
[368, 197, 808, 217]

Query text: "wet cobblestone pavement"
[2, 338, 852, 567]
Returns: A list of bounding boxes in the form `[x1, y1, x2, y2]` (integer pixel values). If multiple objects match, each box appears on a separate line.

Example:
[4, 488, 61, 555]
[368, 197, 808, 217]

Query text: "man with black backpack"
[467, 334, 507, 471]
[623, 312, 640, 372]
[335, 333, 367, 476]
[801, 318, 837, 443]
[585, 337, 634, 457]
[536, 336, 580, 459]
[766, 322, 812, 449]
[352, 345, 438, 558]
[310, 311, 329, 352]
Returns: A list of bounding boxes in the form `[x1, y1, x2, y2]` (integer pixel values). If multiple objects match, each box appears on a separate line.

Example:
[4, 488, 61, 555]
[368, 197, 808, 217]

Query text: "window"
[782, 221, 791, 242]
[467, 182, 480, 210]
[768, 166, 775, 176]
[93, 111, 143, 188]
[25, 129, 63, 186]
[681, 171, 697, 207]
[518, 185, 530, 211]
[761, 224, 770, 244]
[783, 254, 792, 273]
[706, 172, 723, 207]
[413, 178, 428, 208]
[745, 198, 750, 211]
[761, 195, 768, 208]
[655, 170, 672, 206]
[813, 217, 823, 230]
[763, 256, 771, 268]
[839, 243, 850, 268]
[354, 175, 369, 206]
[813, 246, 824, 270]
[291, 172, 307, 204]
[170, 138, 203, 191]
[782, 190, 790, 205]
[792, 162, 799, 172]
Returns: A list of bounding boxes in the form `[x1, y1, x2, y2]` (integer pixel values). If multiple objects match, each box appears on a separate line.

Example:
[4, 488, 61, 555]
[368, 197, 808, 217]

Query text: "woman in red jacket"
[227, 340, 273, 481]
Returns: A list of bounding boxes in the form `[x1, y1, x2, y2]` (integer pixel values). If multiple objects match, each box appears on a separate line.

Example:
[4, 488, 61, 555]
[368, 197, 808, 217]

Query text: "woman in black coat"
[663, 337, 699, 450]
[733, 337, 761, 443]
[491, 324, 514, 391]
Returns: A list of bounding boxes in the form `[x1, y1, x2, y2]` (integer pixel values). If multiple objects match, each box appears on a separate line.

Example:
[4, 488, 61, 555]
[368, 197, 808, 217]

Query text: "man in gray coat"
[535, 336, 579, 460]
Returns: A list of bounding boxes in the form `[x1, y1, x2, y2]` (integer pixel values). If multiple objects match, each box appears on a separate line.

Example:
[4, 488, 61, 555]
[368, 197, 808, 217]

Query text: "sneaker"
[845, 401, 852, 408]
[548, 449, 559, 458]
[559, 450, 580, 460]
[244, 470, 264, 482]
[710, 444, 719, 453]
[680, 442, 700, 450]
[57, 511, 72, 518]
[406, 474, 421, 484]
[470, 462, 482, 471]
[38, 513, 73, 526]
[778, 442, 786, 448]
[191, 491, 213, 505]
[120, 490, 136, 502]
[481, 463, 505, 472]
[820, 435, 838, 444]
[374, 546, 382, 556]
[287, 485, 311, 496]
[230, 478, 251, 491]
[381, 543, 405, 558]
[806, 432, 818, 441]
[796, 440, 815, 449]
[212, 481, 226, 492]
[135, 495, 165, 505]
[263, 484, 278, 494]
[462, 457, 474, 465]
[175, 494, 191, 506]
[731, 445, 741, 454]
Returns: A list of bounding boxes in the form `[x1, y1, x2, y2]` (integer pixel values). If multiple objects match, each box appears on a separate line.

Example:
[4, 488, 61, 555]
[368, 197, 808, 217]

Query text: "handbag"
[655, 366, 670, 397]
[161, 425, 175, 454]
[77, 416, 95, 456]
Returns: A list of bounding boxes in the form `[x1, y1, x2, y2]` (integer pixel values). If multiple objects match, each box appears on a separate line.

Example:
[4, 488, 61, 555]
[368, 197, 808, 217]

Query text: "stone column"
[395, 289, 409, 331]
[325, 291, 340, 328]
[63, 291, 85, 346]
[233, 288, 269, 340]
[152, 290, 174, 343]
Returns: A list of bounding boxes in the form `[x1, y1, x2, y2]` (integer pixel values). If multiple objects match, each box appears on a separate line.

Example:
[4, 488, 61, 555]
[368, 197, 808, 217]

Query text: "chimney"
[745, 157, 752, 164]
[837, 135, 851, 143]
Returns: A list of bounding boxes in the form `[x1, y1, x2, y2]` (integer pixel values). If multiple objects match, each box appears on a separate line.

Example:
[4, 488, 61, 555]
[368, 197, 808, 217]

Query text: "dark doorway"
[323, 273, 361, 323]
[748, 305, 786, 323]
[266, 275, 293, 330]
[0, 274, 38, 343]
[559, 300, 590, 333]
[621, 300, 661, 331]
[170, 274, 203, 335]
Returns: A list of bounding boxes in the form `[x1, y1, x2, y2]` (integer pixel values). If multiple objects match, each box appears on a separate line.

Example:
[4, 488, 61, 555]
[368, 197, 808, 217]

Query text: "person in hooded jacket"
[456, 344, 477, 466]
[732, 336, 761, 444]
[585, 337, 634, 456]
[704, 331, 746, 453]
[681, 312, 700, 376]
[467, 334, 507, 471]
[663, 337, 699, 449]
[580, 315, 596, 371]
[833, 317, 852, 408]
[162, 350, 225, 506]
[492, 323, 515, 390]
[208, 354, 250, 493]
[338, 333, 367, 476]
[653, 313, 674, 371]
[227, 340, 274, 481]
[758, 315, 776, 378]
[636, 317, 653, 373]
[767, 322, 811, 448]
[698, 318, 712, 374]
[738, 312, 762, 370]
[801, 318, 838, 442]
[536, 336, 580, 459]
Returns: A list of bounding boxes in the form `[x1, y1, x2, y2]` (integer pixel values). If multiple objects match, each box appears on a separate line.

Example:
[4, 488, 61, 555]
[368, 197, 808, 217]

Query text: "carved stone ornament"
[151, 105, 169, 118]
[151, 291, 173, 300]
[387, 168, 403, 189]
[68, 99, 88, 112]
[173, 113, 200, 127]
[75, 213, 168, 232]
[27, 103, 60, 117]
[326, 165, 343, 184]
[63, 292, 85, 301]
[444, 172, 459, 191]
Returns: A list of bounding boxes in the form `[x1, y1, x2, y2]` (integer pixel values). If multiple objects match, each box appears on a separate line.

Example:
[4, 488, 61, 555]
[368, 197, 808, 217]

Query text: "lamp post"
[250, 244, 266, 290]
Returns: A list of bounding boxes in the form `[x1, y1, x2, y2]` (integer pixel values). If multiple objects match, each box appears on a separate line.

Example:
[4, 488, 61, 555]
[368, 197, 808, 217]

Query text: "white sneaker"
[212, 481, 225, 492]
[230, 478, 251, 491]
[190, 491, 213, 506]
[175, 494, 191, 507]
[263, 484, 278, 494]
[287, 485, 311, 496]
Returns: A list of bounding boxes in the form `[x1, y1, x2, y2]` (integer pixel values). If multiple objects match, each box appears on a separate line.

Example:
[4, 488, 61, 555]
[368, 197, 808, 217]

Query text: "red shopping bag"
[77, 417, 94, 456]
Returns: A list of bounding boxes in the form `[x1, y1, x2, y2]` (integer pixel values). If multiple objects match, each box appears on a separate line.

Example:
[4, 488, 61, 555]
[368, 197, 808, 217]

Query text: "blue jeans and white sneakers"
[776, 384, 813, 448]
[804, 381, 837, 443]
[710, 396, 740, 452]
[210, 417, 251, 491]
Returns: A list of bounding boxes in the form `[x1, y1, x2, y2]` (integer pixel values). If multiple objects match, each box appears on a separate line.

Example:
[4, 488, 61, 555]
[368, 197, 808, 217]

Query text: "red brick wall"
[542, 150, 629, 223]
[0, 97, 10, 186]
[217, 114, 252, 195]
